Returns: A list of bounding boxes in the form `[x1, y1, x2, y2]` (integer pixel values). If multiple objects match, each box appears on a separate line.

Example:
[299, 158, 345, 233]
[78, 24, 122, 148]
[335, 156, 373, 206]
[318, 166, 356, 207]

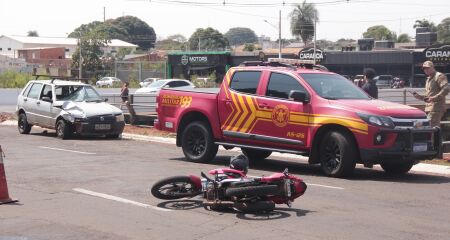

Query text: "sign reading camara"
[424, 45, 450, 64]
[298, 47, 325, 63]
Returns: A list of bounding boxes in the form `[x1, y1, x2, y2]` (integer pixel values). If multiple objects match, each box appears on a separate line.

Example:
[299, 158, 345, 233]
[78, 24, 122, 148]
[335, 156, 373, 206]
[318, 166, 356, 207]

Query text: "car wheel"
[18, 113, 32, 134]
[56, 119, 72, 140]
[319, 131, 357, 178]
[380, 161, 413, 175]
[181, 121, 218, 163]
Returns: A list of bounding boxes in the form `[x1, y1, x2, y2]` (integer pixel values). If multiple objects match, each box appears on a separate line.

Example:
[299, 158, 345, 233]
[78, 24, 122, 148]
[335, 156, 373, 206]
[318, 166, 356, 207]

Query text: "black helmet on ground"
[229, 154, 249, 174]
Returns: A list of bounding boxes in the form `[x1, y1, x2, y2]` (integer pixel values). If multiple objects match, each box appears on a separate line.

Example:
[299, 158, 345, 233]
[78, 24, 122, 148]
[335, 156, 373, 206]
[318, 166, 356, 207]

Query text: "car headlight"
[357, 113, 394, 128]
[115, 114, 124, 122]
[74, 117, 88, 123]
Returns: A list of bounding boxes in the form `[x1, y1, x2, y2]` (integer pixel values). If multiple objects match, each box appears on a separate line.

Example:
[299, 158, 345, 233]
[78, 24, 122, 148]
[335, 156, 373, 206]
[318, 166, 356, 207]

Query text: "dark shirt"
[120, 87, 129, 101]
[362, 80, 378, 99]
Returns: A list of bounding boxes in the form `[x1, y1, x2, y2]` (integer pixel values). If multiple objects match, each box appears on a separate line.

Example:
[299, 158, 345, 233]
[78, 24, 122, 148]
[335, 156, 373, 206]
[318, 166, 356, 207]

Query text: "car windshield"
[300, 73, 370, 100]
[55, 85, 103, 102]
[146, 80, 167, 88]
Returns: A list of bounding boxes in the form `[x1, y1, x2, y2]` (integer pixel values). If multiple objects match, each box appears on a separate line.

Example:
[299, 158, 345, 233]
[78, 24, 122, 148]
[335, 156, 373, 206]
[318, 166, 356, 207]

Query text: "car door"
[23, 82, 43, 124]
[35, 84, 54, 127]
[217, 70, 263, 144]
[254, 72, 310, 149]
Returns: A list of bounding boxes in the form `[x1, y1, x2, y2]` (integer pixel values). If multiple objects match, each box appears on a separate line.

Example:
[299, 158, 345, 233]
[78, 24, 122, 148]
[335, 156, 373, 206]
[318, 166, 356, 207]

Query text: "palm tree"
[290, 0, 319, 46]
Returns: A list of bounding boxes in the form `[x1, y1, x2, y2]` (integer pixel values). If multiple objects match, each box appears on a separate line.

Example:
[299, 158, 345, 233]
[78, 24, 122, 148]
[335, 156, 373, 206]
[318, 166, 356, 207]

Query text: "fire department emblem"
[271, 105, 289, 127]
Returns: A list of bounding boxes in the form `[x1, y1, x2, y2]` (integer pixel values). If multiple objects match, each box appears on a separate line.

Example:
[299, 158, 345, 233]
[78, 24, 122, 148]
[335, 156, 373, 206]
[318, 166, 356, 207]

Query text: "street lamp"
[264, 10, 282, 58]
[78, 35, 83, 79]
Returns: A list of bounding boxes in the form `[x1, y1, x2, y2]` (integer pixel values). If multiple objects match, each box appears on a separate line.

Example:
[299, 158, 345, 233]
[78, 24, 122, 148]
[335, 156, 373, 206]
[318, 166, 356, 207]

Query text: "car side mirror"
[289, 90, 309, 103]
[41, 96, 53, 103]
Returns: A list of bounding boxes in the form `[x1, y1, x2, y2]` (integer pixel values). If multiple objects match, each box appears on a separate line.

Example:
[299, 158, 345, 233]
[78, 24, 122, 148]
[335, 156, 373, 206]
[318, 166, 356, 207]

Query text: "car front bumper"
[73, 121, 125, 136]
[360, 127, 442, 166]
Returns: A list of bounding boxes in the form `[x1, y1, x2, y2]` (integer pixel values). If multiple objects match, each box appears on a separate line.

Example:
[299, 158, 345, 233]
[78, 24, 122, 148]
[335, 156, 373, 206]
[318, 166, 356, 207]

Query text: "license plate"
[413, 142, 427, 152]
[95, 124, 111, 130]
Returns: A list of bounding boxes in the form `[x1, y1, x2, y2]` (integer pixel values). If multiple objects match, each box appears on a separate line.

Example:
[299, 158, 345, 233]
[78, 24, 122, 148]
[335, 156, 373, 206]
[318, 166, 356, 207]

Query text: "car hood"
[60, 101, 122, 117]
[135, 87, 160, 93]
[332, 99, 426, 118]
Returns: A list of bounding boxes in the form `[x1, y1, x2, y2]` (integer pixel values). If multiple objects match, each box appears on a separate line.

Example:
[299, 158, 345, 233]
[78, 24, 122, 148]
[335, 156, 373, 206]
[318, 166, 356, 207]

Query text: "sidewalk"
[2, 120, 450, 176]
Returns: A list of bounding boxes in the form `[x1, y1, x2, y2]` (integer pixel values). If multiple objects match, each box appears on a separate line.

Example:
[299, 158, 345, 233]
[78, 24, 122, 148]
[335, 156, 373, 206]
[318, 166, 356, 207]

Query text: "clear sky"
[1, 0, 449, 42]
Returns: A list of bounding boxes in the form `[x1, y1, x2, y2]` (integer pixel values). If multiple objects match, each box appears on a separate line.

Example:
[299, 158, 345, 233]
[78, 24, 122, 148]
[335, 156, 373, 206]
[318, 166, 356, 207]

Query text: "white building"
[0, 35, 138, 59]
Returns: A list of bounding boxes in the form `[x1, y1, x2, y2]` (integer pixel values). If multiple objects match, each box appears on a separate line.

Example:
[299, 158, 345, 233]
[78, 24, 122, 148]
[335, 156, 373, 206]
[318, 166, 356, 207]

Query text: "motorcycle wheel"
[151, 176, 201, 200]
[234, 200, 275, 213]
[225, 185, 279, 197]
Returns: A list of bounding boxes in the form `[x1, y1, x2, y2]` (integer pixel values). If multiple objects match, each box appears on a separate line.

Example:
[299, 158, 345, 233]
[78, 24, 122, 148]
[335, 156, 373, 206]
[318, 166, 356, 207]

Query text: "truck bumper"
[360, 127, 442, 167]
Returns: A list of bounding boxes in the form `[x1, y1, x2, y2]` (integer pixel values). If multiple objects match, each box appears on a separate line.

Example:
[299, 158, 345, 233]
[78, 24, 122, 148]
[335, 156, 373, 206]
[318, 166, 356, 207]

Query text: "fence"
[115, 61, 166, 83]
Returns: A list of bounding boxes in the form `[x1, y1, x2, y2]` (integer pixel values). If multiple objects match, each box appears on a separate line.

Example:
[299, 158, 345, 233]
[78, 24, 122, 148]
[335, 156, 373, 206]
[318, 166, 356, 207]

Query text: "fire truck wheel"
[319, 131, 357, 177]
[181, 121, 218, 163]
[241, 148, 272, 162]
[380, 161, 413, 175]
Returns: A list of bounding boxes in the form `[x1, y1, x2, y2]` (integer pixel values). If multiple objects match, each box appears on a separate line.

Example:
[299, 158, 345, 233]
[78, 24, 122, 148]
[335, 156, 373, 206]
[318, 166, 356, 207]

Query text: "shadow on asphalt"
[27, 130, 131, 141]
[169, 155, 450, 184]
[156, 200, 312, 220]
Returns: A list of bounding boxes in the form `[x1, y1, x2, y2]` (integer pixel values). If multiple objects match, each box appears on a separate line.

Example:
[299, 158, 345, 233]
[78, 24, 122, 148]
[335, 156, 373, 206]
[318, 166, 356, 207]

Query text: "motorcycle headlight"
[357, 113, 395, 128]
[115, 114, 124, 122]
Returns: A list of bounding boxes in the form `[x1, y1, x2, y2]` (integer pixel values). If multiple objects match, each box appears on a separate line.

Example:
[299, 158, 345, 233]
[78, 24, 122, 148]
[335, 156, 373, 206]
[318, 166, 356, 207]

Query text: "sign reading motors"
[298, 47, 325, 63]
[181, 55, 208, 65]
[424, 45, 450, 64]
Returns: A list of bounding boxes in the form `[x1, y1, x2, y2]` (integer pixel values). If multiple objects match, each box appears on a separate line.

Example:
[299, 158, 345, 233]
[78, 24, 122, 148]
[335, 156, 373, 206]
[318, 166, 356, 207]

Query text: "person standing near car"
[413, 61, 449, 127]
[362, 68, 378, 99]
[120, 82, 136, 125]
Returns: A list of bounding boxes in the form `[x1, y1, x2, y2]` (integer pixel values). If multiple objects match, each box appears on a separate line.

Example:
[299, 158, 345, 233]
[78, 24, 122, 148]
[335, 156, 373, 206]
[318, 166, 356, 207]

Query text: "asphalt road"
[1, 125, 450, 240]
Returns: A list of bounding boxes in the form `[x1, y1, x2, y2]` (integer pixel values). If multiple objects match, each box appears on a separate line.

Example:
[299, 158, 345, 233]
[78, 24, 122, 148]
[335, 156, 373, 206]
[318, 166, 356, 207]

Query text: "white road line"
[73, 188, 171, 212]
[39, 146, 96, 155]
[307, 183, 344, 190]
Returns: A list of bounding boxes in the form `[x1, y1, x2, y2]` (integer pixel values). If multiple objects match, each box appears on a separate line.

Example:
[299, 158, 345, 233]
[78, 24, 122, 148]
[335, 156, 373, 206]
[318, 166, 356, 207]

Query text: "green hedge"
[0, 71, 33, 88]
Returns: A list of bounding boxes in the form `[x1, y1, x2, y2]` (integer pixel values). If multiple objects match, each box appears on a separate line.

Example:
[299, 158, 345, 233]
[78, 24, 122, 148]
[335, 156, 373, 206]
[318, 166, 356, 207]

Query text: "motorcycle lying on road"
[151, 155, 307, 212]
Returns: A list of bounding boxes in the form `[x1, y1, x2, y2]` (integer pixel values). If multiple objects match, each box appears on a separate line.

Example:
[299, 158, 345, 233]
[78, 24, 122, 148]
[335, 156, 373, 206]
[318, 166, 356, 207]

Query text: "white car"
[139, 78, 161, 88]
[134, 79, 195, 94]
[96, 77, 122, 87]
[16, 80, 125, 139]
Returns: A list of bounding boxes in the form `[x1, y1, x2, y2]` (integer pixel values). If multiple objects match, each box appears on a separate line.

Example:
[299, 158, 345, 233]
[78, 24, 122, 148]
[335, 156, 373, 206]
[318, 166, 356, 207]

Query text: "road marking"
[73, 188, 171, 212]
[307, 183, 344, 190]
[39, 146, 96, 155]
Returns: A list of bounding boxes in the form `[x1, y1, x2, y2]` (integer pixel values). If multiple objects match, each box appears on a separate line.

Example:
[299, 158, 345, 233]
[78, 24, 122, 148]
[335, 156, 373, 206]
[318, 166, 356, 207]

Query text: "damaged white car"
[16, 79, 125, 139]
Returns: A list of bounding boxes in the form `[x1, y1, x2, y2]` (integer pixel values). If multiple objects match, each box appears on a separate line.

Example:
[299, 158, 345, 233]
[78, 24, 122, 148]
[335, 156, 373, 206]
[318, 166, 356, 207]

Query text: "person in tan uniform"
[413, 61, 450, 127]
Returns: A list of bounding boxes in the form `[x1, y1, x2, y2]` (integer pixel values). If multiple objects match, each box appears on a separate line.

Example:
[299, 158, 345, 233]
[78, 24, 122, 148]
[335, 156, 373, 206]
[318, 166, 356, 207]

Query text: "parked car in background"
[16, 79, 125, 139]
[134, 79, 195, 94]
[374, 75, 393, 88]
[139, 78, 161, 88]
[96, 77, 122, 87]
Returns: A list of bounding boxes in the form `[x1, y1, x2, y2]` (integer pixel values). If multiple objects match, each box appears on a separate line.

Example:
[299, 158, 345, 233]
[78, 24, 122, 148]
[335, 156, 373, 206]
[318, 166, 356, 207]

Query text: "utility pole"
[198, 36, 201, 51]
[313, 11, 317, 64]
[78, 36, 82, 79]
[278, 10, 282, 59]
[104, 7, 106, 22]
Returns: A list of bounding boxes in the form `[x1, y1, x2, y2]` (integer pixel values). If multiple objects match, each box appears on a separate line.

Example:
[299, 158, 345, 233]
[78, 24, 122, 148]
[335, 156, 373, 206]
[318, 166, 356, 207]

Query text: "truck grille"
[391, 117, 429, 128]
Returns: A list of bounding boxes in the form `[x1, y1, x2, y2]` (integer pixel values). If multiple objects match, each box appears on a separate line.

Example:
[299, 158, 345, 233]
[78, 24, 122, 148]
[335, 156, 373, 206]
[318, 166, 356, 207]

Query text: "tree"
[27, 30, 38, 37]
[413, 19, 437, 32]
[155, 39, 187, 50]
[224, 27, 258, 46]
[70, 28, 111, 79]
[396, 33, 411, 43]
[290, 0, 319, 45]
[437, 17, 450, 43]
[108, 16, 156, 50]
[188, 27, 229, 51]
[363, 25, 395, 40]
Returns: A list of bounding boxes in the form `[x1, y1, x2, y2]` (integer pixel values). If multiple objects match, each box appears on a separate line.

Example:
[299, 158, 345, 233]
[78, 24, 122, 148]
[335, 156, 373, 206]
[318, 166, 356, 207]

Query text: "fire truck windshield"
[300, 73, 370, 100]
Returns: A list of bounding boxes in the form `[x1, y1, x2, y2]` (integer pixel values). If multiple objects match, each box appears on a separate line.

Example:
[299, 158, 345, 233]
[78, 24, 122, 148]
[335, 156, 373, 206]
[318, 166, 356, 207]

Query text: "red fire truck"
[155, 59, 441, 177]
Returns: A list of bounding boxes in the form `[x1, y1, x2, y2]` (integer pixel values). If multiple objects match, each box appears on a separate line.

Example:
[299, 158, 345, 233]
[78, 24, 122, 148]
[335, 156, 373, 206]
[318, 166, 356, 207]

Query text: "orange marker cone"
[0, 145, 18, 204]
